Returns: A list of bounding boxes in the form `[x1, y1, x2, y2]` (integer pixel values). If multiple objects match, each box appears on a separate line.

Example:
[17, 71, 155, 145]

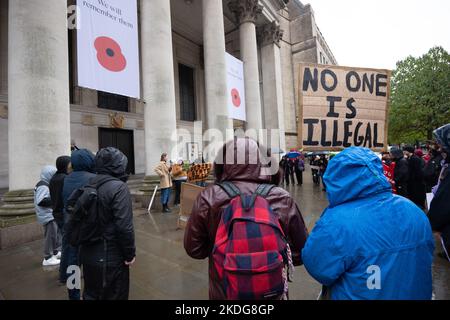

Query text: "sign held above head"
[297, 64, 391, 152]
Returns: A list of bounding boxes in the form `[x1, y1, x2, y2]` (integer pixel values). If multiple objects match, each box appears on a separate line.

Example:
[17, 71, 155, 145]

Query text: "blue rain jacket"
[302, 147, 435, 300]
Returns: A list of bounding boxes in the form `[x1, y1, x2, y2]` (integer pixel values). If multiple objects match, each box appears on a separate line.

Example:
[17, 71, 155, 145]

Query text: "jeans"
[59, 214, 81, 300]
[160, 187, 171, 206]
[43, 220, 61, 259]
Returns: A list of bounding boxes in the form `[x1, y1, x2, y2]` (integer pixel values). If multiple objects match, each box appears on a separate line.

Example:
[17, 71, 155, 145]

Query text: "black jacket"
[80, 148, 135, 266]
[49, 156, 71, 225]
[49, 173, 66, 225]
[424, 153, 443, 191]
[393, 157, 409, 197]
[407, 155, 426, 208]
[97, 175, 135, 262]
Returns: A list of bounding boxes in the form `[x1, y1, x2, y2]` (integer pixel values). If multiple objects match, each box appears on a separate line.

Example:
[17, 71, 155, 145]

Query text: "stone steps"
[0, 190, 35, 217]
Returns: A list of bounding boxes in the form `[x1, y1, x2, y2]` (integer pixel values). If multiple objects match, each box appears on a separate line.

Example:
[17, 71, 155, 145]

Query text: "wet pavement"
[0, 168, 448, 300]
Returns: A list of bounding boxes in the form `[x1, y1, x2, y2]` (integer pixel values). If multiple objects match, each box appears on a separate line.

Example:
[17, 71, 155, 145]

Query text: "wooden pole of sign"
[147, 185, 160, 232]
[297, 64, 305, 150]
[384, 70, 392, 152]
[147, 185, 158, 214]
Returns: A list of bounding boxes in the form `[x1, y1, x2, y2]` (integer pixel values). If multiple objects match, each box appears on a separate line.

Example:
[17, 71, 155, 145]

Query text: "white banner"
[77, 0, 140, 98]
[226, 53, 246, 121]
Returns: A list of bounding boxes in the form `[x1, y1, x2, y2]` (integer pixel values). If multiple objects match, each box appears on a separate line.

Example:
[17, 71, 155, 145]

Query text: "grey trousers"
[44, 220, 62, 259]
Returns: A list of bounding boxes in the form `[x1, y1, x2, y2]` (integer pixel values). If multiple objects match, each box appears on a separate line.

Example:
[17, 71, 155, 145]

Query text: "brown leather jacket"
[184, 137, 309, 300]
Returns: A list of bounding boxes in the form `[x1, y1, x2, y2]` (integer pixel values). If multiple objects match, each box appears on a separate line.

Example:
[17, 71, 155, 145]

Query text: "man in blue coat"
[60, 149, 96, 300]
[302, 147, 434, 300]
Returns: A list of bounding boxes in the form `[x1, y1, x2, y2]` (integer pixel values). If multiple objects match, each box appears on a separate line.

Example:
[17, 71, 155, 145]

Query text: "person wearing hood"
[184, 137, 308, 300]
[428, 124, 450, 262]
[34, 165, 61, 266]
[302, 147, 434, 300]
[390, 147, 409, 197]
[61, 149, 96, 300]
[49, 156, 72, 283]
[49, 156, 72, 231]
[403, 145, 426, 209]
[78, 147, 135, 300]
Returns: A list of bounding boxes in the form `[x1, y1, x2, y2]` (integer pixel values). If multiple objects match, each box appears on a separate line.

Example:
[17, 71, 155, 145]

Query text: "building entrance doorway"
[98, 128, 135, 175]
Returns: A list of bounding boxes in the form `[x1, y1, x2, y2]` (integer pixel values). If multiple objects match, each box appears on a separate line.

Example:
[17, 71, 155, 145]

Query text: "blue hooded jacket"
[302, 147, 434, 300]
[62, 149, 96, 213]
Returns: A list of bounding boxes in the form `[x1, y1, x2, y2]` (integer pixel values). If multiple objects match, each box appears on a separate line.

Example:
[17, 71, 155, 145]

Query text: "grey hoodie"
[34, 166, 57, 225]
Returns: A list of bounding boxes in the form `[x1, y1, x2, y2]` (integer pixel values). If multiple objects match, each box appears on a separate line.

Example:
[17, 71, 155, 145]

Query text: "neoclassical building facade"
[0, 0, 336, 195]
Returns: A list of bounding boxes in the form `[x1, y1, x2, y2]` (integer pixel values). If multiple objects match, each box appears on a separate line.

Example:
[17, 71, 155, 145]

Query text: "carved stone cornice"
[269, 0, 290, 10]
[228, 0, 263, 25]
[258, 21, 284, 47]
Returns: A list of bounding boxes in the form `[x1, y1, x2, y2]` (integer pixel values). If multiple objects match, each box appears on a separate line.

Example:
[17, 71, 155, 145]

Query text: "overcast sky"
[304, 0, 450, 70]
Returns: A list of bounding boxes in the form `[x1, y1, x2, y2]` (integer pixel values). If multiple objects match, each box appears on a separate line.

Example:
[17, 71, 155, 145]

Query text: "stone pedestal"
[0, 190, 41, 249]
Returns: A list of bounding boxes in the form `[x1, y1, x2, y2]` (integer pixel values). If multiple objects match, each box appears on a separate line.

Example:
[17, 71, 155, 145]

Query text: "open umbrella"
[286, 150, 302, 159]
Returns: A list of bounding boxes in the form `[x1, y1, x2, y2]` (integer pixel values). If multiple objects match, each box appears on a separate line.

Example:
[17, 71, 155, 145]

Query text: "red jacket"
[383, 161, 396, 193]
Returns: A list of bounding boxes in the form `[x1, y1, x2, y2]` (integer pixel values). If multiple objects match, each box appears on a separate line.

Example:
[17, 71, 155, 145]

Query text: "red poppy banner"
[77, 0, 140, 98]
[226, 53, 246, 121]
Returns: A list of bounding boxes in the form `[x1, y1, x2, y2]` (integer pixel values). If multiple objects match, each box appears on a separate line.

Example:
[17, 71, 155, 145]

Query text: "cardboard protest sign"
[298, 64, 391, 151]
[178, 183, 205, 229]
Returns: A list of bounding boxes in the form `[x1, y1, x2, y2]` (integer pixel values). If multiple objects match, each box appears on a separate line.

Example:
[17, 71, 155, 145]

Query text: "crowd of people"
[32, 124, 449, 300]
[34, 147, 136, 300]
[382, 138, 448, 211]
[184, 124, 449, 300]
[279, 154, 305, 186]
[153, 155, 210, 213]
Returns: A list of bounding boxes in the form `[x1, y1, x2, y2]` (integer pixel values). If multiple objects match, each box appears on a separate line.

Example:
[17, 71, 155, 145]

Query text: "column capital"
[228, 0, 263, 25]
[258, 21, 284, 47]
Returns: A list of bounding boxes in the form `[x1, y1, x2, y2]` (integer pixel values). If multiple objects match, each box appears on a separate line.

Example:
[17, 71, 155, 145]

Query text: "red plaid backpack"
[213, 181, 294, 300]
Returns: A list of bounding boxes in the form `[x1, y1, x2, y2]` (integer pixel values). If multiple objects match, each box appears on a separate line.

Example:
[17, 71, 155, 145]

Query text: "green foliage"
[389, 46, 450, 144]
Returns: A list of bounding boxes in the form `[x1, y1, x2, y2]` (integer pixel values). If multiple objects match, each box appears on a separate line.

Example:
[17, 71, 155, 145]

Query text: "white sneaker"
[55, 251, 61, 260]
[43, 256, 60, 267]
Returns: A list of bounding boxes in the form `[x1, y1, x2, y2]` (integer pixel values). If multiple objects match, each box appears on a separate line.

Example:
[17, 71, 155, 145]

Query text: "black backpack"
[65, 176, 118, 247]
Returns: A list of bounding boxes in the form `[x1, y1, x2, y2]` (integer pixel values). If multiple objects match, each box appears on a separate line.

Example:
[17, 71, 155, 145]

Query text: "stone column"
[259, 22, 286, 152]
[0, 0, 71, 219]
[141, 0, 178, 176]
[8, 0, 71, 191]
[202, 0, 233, 136]
[229, 0, 263, 131]
[0, 0, 8, 98]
